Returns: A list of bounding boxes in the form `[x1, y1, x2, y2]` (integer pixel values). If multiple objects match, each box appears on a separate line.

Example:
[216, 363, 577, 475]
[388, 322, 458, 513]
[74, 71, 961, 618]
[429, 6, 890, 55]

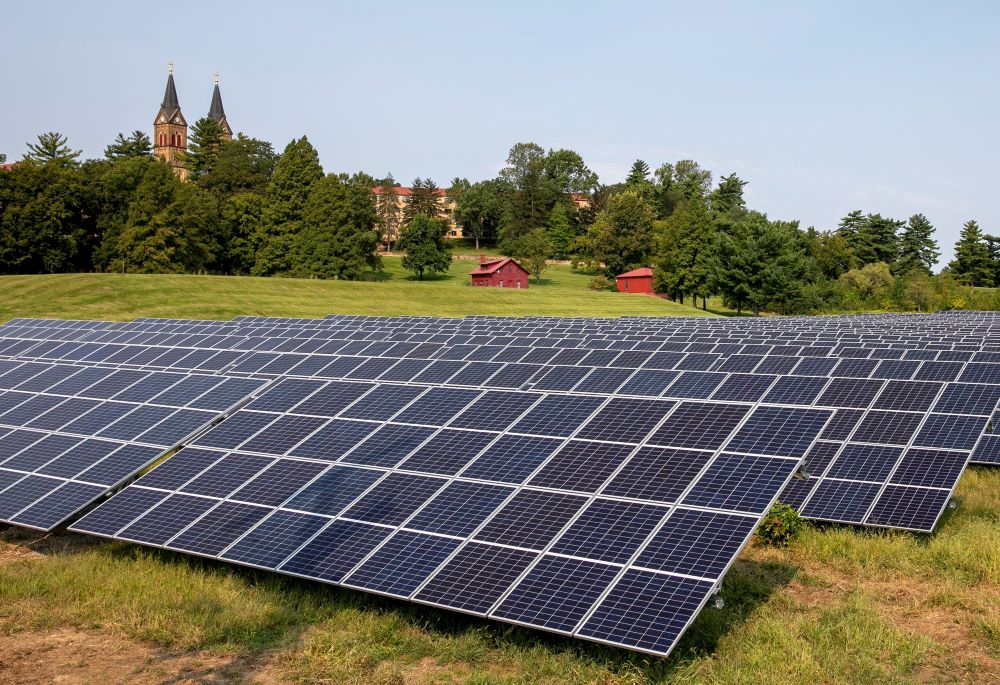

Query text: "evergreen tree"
[896, 213, 940, 275]
[652, 195, 715, 306]
[713, 214, 809, 316]
[253, 136, 324, 276]
[625, 159, 650, 186]
[0, 154, 6, 164]
[113, 162, 218, 273]
[104, 131, 152, 159]
[185, 117, 225, 177]
[398, 214, 452, 280]
[836, 210, 866, 244]
[403, 178, 443, 222]
[584, 190, 656, 278]
[292, 174, 379, 280]
[218, 192, 263, 275]
[839, 211, 902, 266]
[710, 173, 748, 216]
[949, 220, 994, 287]
[24, 132, 81, 166]
[375, 174, 402, 251]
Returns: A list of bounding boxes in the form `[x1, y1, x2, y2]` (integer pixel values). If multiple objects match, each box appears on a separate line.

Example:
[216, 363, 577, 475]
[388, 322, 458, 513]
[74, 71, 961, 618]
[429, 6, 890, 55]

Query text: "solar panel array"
[0, 311, 995, 657]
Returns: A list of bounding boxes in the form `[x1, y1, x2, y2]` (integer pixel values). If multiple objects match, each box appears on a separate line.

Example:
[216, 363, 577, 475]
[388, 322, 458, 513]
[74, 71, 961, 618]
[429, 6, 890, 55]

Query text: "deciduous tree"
[398, 214, 451, 280]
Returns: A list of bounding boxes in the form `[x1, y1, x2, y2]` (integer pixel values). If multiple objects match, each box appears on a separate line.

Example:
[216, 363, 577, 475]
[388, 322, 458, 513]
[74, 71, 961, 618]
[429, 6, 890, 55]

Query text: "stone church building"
[154, 65, 232, 179]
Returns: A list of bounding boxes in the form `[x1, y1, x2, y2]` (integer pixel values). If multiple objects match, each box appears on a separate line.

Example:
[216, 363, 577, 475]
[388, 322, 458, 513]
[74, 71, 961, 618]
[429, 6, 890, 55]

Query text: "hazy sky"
[3, 1, 997, 264]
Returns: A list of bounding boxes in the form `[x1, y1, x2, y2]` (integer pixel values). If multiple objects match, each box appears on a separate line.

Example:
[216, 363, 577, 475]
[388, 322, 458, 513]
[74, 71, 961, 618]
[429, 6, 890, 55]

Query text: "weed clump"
[757, 502, 805, 547]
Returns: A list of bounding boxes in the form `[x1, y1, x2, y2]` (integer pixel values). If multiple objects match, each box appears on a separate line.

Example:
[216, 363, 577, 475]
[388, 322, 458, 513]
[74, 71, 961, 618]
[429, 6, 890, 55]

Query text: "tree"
[454, 179, 508, 250]
[398, 214, 451, 280]
[198, 134, 277, 198]
[254, 136, 324, 276]
[375, 174, 402, 251]
[710, 173, 748, 216]
[713, 214, 810, 315]
[403, 177, 443, 222]
[24, 132, 81, 166]
[0, 154, 6, 164]
[0, 160, 89, 273]
[448, 177, 471, 203]
[112, 162, 219, 273]
[583, 190, 656, 278]
[896, 213, 940, 275]
[218, 192, 264, 275]
[105, 131, 152, 159]
[653, 195, 715, 306]
[184, 117, 225, 177]
[625, 159, 651, 187]
[673, 160, 712, 202]
[949, 220, 994, 287]
[513, 228, 552, 283]
[292, 174, 379, 280]
[546, 203, 577, 260]
[838, 211, 901, 266]
[812, 231, 858, 280]
[839, 262, 895, 300]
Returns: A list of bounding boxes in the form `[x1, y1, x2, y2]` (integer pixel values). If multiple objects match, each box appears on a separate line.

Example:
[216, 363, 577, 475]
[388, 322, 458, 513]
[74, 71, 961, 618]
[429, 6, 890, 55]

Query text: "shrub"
[588, 275, 613, 291]
[756, 502, 805, 547]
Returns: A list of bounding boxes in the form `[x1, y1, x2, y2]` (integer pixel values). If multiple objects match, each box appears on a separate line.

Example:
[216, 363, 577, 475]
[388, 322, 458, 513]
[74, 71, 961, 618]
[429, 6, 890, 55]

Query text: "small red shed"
[469, 256, 530, 289]
[615, 267, 654, 294]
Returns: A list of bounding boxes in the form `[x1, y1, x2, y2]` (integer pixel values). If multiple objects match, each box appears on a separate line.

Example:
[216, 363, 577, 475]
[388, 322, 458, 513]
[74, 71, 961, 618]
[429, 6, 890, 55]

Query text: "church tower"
[153, 63, 188, 179]
[208, 74, 233, 141]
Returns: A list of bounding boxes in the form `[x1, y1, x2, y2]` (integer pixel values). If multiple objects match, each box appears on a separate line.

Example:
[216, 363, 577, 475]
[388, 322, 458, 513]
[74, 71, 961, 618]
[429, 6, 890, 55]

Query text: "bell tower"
[153, 62, 189, 179]
[208, 74, 233, 141]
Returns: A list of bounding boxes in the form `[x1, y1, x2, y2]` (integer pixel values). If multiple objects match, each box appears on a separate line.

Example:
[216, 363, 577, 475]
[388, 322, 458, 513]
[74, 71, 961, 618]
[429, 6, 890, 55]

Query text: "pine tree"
[896, 214, 940, 275]
[404, 178, 443, 222]
[185, 117, 225, 177]
[625, 160, 650, 186]
[837, 210, 866, 244]
[24, 132, 81, 166]
[253, 136, 324, 276]
[375, 174, 402, 251]
[292, 175, 378, 279]
[949, 220, 994, 287]
[710, 173, 748, 216]
[105, 131, 152, 159]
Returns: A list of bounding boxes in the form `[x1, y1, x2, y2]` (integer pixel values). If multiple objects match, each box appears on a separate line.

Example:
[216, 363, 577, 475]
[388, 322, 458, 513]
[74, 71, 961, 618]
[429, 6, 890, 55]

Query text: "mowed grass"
[2, 468, 998, 684]
[0, 258, 713, 321]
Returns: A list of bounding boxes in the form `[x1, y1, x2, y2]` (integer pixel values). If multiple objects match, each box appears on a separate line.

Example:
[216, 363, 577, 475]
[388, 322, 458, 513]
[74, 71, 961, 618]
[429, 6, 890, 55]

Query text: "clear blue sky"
[3, 1, 997, 265]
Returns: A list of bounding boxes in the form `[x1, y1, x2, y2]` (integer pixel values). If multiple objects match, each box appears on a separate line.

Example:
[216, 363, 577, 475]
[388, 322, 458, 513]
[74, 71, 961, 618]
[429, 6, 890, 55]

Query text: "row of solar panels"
[2, 312, 1000, 658]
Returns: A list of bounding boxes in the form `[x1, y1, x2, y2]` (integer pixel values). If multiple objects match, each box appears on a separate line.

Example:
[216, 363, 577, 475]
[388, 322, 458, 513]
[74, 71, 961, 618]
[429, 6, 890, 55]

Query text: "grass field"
[0, 258, 714, 321]
[2, 468, 997, 684]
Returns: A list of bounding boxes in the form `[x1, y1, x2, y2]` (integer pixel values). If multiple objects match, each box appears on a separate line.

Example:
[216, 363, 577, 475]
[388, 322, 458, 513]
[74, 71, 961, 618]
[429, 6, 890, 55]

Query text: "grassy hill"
[0, 258, 714, 321]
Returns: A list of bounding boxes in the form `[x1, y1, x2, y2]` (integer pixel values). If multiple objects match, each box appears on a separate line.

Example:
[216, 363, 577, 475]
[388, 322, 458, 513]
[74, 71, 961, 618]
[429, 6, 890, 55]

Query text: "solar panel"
[0, 309, 995, 656]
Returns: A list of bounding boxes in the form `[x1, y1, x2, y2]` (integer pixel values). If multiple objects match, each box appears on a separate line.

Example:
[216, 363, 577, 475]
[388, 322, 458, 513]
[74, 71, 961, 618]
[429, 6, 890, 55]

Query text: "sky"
[2, 1, 997, 265]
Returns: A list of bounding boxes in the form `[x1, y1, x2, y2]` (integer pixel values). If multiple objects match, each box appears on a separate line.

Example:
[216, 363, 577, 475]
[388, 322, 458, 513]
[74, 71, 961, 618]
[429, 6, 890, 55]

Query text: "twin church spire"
[153, 63, 232, 179]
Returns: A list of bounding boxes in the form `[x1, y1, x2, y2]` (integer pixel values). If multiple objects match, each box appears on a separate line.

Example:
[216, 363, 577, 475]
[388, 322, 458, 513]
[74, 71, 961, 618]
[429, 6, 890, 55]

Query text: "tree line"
[1, 128, 998, 313]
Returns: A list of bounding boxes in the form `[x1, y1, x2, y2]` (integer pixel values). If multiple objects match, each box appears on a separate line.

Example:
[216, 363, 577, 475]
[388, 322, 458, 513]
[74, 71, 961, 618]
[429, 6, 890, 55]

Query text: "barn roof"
[616, 267, 654, 279]
[469, 257, 528, 276]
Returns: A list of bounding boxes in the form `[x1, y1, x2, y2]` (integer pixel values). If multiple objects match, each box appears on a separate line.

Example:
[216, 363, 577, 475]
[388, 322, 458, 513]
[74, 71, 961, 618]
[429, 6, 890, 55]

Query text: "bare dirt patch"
[0, 627, 286, 685]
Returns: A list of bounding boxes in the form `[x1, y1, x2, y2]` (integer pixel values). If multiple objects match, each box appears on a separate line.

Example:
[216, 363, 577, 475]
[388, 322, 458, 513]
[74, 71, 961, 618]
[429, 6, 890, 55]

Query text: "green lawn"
[0, 258, 713, 321]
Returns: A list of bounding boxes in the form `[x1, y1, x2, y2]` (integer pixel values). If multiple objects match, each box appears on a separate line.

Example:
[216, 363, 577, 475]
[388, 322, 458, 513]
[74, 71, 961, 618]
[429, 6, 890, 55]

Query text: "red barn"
[615, 267, 654, 294]
[470, 256, 530, 289]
